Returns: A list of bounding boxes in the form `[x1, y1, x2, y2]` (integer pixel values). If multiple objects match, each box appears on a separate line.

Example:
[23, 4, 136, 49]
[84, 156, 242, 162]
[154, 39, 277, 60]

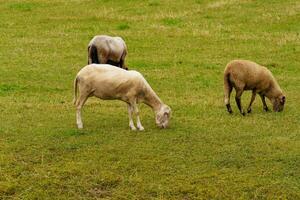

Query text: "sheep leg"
[88, 44, 99, 64]
[259, 94, 269, 111]
[87, 46, 92, 64]
[132, 101, 144, 131]
[224, 76, 233, 114]
[76, 93, 89, 129]
[127, 104, 137, 131]
[120, 59, 125, 68]
[120, 49, 127, 70]
[88, 57, 92, 65]
[120, 58, 128, 70]
[235, 89, 245, 116]
[224, 87, 233, 114]
[247, 90, 256, 113]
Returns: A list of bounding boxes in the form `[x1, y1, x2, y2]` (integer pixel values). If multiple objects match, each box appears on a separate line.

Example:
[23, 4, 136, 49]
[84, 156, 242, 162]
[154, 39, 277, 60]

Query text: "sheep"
[224, 59, 285, 115]
[73, 64, 171, 130]
[87, 35, 128, 70]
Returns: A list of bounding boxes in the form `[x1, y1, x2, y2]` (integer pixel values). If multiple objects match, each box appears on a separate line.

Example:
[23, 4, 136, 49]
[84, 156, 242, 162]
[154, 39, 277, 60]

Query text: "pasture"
[0, 0, 299, 199]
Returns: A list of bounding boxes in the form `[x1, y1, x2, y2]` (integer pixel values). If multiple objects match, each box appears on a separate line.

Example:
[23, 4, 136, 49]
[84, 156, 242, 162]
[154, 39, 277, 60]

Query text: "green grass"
[117, 23, 130, 30]
[0, 0, 299, 199]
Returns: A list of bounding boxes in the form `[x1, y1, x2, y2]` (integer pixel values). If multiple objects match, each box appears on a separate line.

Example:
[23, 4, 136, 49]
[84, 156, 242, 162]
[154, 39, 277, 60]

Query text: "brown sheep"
[88, 35, 128, 70]
[224, 60, 285, 115]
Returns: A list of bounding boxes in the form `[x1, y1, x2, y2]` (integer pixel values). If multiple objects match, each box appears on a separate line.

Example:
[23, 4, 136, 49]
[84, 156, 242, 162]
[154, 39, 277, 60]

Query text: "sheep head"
[155, 105, 171, 128]
[272, 95, 286, 112]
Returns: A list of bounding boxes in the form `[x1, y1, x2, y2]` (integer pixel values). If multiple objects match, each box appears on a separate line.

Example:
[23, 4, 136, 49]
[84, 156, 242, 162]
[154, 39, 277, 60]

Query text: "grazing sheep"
[224, 60, 285, 115]
[73, 64, 171, 130]
[88, 35, 128, 70]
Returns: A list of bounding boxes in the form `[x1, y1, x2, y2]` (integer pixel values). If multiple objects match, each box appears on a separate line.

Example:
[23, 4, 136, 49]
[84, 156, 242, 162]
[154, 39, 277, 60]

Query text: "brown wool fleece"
[224, 60, 285, 114]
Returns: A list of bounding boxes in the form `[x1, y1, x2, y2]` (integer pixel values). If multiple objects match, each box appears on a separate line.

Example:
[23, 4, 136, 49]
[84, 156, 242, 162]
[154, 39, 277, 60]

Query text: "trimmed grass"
[0, 0, 299, 199]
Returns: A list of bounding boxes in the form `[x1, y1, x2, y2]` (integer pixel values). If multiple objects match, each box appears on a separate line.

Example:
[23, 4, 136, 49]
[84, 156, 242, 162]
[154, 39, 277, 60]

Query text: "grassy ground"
[0, 0, 299, 199]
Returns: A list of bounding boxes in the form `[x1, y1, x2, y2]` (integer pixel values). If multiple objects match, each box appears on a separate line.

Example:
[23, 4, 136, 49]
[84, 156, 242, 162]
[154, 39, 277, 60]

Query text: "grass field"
[0, 0, 300, 199]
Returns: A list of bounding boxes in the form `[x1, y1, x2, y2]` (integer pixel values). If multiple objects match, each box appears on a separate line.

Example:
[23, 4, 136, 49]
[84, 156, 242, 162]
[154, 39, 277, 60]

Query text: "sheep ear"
[164, 111, 169, 117]
[281, 96, 286, 104]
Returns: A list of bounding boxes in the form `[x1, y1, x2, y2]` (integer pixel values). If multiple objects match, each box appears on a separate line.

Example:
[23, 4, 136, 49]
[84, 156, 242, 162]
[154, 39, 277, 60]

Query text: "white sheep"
[88, 35, 128, 70]
[224, 60, 285, 115]
[73, 64, 171, 130]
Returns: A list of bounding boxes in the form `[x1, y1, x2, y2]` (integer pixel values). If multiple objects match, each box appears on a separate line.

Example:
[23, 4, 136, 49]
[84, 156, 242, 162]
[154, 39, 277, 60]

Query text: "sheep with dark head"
[224, 60, 285, 115]
[88, 35, 128, 70]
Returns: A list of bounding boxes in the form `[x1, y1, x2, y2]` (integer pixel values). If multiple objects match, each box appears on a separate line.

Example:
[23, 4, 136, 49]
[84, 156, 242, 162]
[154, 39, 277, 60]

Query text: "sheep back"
[76, 64, 145, 101]
[224, 60, 279, 93]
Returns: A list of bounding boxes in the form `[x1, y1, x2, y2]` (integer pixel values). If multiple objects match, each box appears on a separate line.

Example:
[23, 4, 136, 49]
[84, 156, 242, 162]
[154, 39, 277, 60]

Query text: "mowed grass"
[0, 0, 299, 199]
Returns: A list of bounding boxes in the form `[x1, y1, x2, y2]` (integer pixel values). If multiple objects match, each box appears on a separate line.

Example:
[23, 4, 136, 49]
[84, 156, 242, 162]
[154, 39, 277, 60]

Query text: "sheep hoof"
[137, 126, 145, 131]
[77, 124, 83, 129]
[264, 107, 269, 112]
[241, 112, 246, 116]
[247, 108, 252, 113]
[130, 126, 137, 131]
[226, 105, 232, 114]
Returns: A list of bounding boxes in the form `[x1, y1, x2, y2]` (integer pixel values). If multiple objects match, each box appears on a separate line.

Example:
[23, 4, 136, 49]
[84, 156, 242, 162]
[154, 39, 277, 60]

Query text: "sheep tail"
[73, 77, 79, 105]
[223, 72, 232, 106]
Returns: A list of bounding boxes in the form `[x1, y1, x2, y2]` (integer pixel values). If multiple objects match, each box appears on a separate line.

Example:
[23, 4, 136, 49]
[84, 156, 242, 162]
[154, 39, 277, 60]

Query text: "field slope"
[0, 0, 299, 199]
